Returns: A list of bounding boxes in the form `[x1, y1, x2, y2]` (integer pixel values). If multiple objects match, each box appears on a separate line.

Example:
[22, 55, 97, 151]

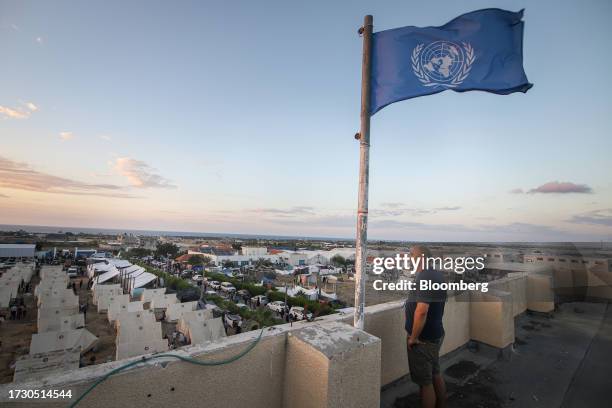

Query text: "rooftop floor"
[382, 301, 611, 408]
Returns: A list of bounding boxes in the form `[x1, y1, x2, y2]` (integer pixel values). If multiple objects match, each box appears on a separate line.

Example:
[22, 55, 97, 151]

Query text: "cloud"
[509, 188, 524, 194]
[0, 193, 9, 198]
[0, 156, 139, 198]
[568, 209, 612, 227]
[25, 102, 38, 112]
[99, 135, 112, 141]
[59, 131, 74, 141]
[113, 157, 176, 189]
[520, 181, 593, 194]
[0, 105, 29, 119]
[36, 37, 43, 44]
[252, 206, 316, 216]
[372, 203, 461, 217]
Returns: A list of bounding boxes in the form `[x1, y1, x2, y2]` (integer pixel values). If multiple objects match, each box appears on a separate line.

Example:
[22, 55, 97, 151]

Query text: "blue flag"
[370, 8, 532, 114]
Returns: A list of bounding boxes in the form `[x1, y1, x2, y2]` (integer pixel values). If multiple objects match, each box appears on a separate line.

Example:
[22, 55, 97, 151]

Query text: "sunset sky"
[1, 0, 611, 241]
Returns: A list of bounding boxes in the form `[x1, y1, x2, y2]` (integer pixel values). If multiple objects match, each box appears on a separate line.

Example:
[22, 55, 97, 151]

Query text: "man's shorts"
[407, 336, 444, 386]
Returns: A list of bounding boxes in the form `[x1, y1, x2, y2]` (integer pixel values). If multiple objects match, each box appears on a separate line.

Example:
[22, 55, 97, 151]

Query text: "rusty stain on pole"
[354, 15, 373, 329]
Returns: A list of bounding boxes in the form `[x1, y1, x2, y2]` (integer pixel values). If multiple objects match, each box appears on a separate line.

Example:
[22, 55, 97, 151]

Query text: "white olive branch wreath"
[411, 42, 476, 88]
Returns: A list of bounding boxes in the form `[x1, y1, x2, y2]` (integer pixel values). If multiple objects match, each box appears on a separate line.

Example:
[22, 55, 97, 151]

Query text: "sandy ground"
[0, 275, 39, 384]
[79, 277, 116, 366]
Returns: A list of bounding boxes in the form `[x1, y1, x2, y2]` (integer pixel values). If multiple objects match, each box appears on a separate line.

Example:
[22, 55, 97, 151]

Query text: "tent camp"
[149, 293, 178, 310]
[176, 309, 214, 334]
[165, 301, 198, 322]
[38, 306, 80, 328]
[115, 339, 169, 360]
[97, 292, 127, 313]
[38, 313, 85, 333]
[185, 318, 226, 344]
[37, 291, 79, 309]
[29, 329, 98, 355]
[139, 288, 166, 303]
[115, 310, 157, 329]
[13, 348, 80, 383]
[115, 310, 168, 359]
[0, 286, 17, 308]
[92, 284, 121, 305]
[107, 300, 144, 322]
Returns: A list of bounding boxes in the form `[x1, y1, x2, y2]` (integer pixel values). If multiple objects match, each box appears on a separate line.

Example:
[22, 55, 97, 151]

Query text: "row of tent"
[14, 265, 98, 383]
[0, 263, 34, 308]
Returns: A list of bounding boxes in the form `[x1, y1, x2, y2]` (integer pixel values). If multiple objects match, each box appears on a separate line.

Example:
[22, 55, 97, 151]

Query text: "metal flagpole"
[354, 15, 373, 329]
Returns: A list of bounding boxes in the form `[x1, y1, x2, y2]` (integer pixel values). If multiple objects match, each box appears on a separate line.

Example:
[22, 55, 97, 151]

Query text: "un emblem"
[412, 41, 475, 87]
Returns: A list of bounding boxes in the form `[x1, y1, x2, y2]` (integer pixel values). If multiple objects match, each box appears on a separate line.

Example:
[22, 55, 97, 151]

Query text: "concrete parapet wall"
[469, 289, 514, 348]
[527, 274, 555, 312]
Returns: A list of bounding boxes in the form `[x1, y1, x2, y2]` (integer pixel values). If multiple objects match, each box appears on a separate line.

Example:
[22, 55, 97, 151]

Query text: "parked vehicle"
[192, 274, 204, 282]
[220, 282, 236, 293]
[251, 295, 269, 306]
[289, 306, 313, 321]
[267, 301, 286, 313]
[209, 281, 221, 290]
[66, 266, 79, 278]
[224, 313, 242, 328]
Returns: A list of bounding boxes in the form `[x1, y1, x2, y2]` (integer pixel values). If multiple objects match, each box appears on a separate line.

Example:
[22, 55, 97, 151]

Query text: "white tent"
[97, 291, 127, 313]
[14, 348, 80, 383]
[150, 293, 178, 310]
[107, 300, 143, 322]
[92, 284, 121, 304]
[115, 310, 168, 360]
[176, 309, 214, 334]
[165, 301, 198, 322]
[186, 318, 226, 344]
[108, 259, 132, 269]
[95, 266, 120, 284]
[132, 272, 157, 289]
[0, 286, 17, 308]
[139, 288, 166, 303]
[38, 306, 80, 328]
[37, 291, 79, 309]
[115, 340, 169, 360]
[29, 329, 98, 355]
[38, 313, 85, 333]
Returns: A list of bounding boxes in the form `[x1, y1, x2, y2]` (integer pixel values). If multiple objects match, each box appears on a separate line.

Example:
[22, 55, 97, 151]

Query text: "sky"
[0, 0, 611, 242]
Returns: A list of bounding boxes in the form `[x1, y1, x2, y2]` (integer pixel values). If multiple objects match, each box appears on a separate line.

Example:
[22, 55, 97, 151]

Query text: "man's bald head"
[410, 245, 432, 259]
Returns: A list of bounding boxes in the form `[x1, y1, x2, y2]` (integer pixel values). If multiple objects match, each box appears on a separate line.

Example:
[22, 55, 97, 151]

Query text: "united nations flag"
[370, 9, 533, 114]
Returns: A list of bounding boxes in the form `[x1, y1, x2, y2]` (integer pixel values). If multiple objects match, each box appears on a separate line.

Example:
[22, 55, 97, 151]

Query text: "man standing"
[405, 245, 447, 408]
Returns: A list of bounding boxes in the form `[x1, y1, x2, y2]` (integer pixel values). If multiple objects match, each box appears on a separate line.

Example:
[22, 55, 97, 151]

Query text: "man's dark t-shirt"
[405, 269, 447, 341]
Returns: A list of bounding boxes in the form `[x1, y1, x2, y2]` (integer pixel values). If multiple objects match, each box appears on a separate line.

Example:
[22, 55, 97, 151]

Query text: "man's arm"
[407, 302, 429, 349]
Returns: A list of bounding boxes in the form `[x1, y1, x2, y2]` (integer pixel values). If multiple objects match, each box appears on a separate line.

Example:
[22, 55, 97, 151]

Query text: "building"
[241, 246, 268, 257]
[0, 244, 36, 259]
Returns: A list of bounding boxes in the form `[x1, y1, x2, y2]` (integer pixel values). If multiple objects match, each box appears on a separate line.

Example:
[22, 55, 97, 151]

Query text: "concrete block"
[283, 321, 381, 408]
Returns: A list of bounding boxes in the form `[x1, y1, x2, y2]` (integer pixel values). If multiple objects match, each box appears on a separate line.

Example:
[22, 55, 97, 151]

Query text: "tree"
[255, 257, 272, 268]
[127, 247, 152, 258]
[155, 242, 179, 258]
[188, 254, 211, 266]
[330, 255, 346, 268]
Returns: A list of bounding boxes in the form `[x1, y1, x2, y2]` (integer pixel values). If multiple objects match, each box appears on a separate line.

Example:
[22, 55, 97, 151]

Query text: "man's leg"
[433, 374, 446, 408]
[419, 384, 436, 408]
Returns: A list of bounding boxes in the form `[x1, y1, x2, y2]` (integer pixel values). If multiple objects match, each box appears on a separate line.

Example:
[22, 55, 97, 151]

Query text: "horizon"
[1, 0, 611, 242]
[1, 224, 610, 246]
